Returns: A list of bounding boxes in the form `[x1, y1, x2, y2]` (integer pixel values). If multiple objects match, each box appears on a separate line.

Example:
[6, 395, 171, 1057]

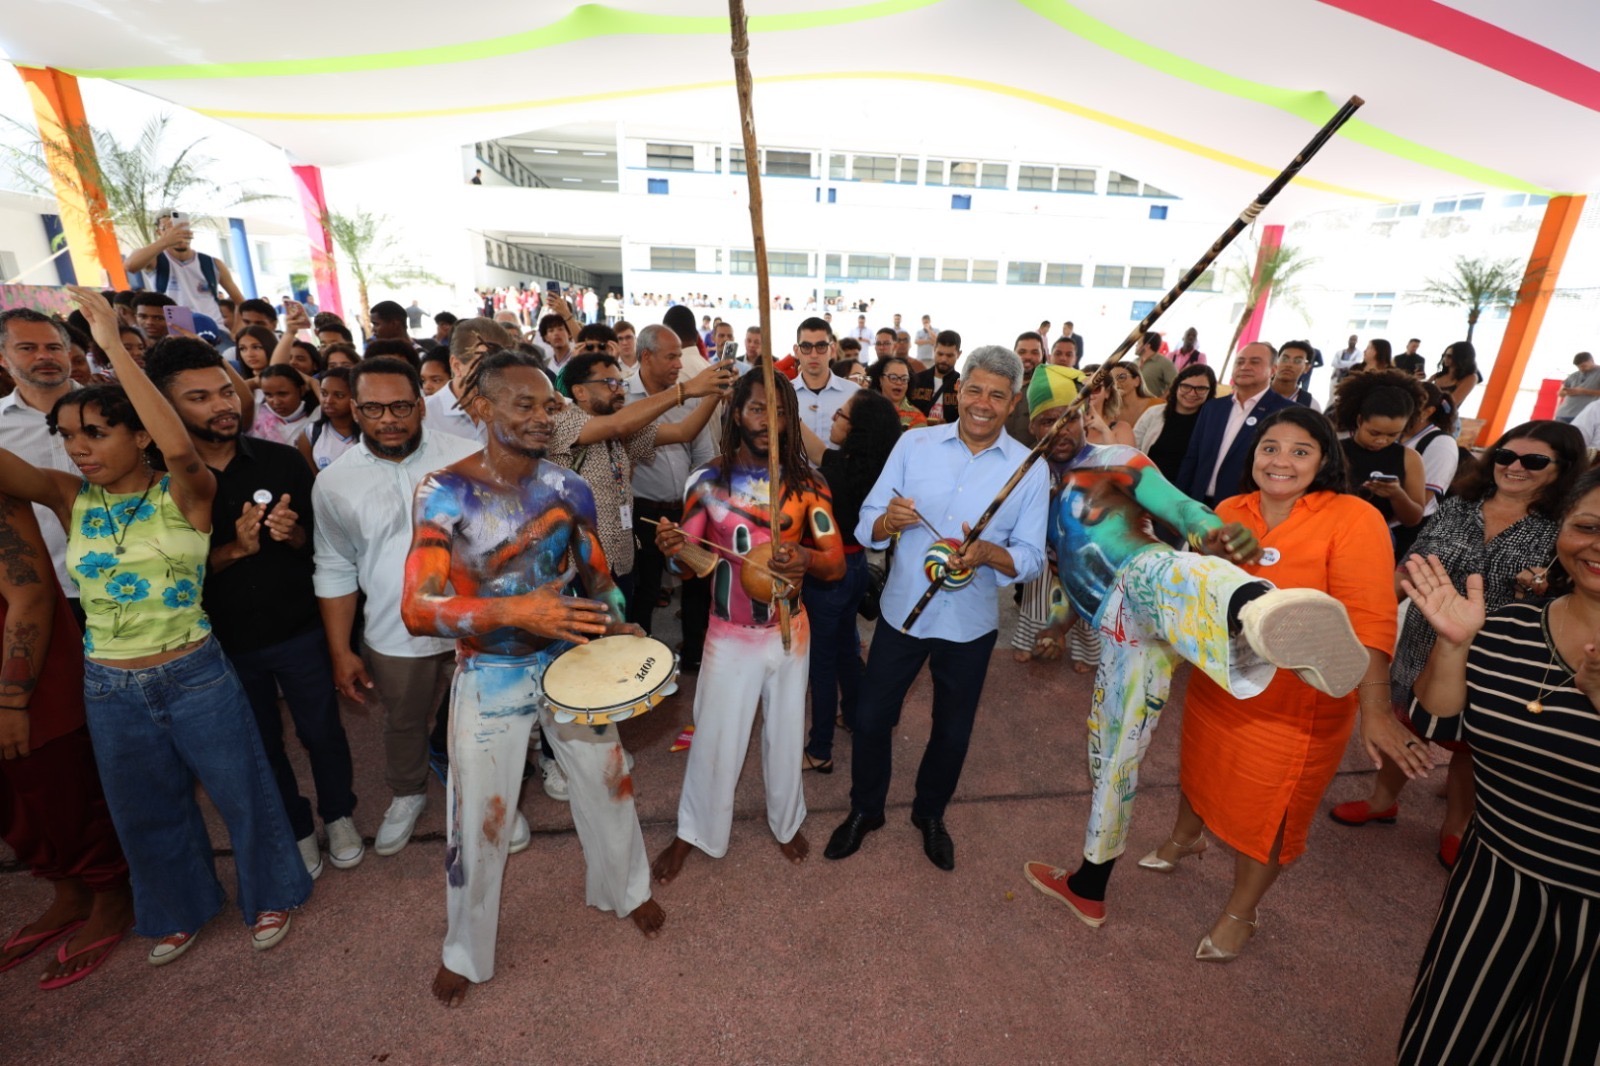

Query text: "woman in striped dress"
[1392, 470, 1600, 1065]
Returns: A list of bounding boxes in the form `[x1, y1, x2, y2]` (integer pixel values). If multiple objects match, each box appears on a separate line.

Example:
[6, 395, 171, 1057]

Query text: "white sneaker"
[1238, 587, 1369, 697]
[325, 816, 365, 870]
[374, 794, 428, 856]
[509, 811, 531, 854]
[541, 757, 570, 802]
[296, 834, 323, 880]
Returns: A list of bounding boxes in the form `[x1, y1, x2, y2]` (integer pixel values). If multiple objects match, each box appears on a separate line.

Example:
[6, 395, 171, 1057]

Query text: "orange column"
[1474, 194, 1586, 444]
[14, 66, 128, 289]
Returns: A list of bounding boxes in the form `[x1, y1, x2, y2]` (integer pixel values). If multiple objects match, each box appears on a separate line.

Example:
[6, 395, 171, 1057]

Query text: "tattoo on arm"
[0, 505, 41, 587]
[0, 620, 40, 700]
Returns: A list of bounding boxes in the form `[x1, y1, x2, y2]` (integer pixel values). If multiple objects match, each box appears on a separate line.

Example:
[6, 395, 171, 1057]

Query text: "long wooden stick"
[728, 0, 791, 651]
[899, 94, 1367, 634]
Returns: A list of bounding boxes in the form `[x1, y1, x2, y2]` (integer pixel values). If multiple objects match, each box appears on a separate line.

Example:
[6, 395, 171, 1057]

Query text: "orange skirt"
[1180, 669, 1357, 865]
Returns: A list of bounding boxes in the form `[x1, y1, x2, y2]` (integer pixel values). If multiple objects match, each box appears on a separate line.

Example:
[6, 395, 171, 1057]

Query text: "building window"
[646, 143, 694, 170]
[951, 194, 972, 210]
[825, 254, 842, 279]
[1194, 269, 1217, 291]
[948, 161, 978, 188]
[893, 256, 911, 281]
[649, 246, 696, 271]
[1130, 300, 1157, 320]
[1375, 204, 1398, 219]
[647, 178, 669, 195]
[1398, 202, 1421, 217]
[730, 148, 747, 175]
[829, 153, 847, 180]
[1008, 261, 1043, 284]
[1057, 167, 1096, 193]
[1018, 165, 1054, 191]
[1094, 264, 1126, 288]
[850, 254, 891, 280]
[918, 257, 936, 282]
[971, 259, 999, 283]
[1128, 266, 1164, 289]
[1457, 195, 1484, 211]
[1141, 182, 1174, 198]
[1500, 194, 1527, 209]
[1433, 199, 1457, 214]
[1106, 171, 1141, 196]
[898, 158, 919, 184]
[1044, 263, 1083, 286]
[732, 250, 810, 276]
[979, 163, 1008, 190]
[853, 155, 898, 183]
[765, 150, 811, 178]
[925, 159, 946, 185]
[1148, 205, 1168, 220]
[941, 259, 969, 282]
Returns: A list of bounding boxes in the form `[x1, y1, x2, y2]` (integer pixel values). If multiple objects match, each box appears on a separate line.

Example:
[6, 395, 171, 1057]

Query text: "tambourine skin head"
[542, 636, 679, 726]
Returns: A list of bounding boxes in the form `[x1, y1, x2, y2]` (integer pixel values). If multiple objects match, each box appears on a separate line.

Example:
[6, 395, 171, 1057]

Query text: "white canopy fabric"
[5, 0, 1598, 216]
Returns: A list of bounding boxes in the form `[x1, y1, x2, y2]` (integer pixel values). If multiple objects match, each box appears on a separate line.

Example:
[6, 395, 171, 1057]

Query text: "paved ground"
[3, 593, 1448, 1065]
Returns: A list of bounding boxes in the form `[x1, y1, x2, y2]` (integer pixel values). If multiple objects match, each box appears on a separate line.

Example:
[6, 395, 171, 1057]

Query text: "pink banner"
[0, 284, 73, 316]
[1236, 224, 1283, 352]
[290, 163, 344, 320]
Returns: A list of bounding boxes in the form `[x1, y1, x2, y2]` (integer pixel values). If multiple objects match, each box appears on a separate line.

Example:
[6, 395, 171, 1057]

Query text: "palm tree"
[1216, 240, 1317, 378]
[322, 209, 442, 331]
[1411, 256, 1526, 343]
[2, 113, 279, 249]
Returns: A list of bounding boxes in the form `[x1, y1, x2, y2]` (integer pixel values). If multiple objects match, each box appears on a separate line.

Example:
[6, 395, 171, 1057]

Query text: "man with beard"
[144, 338, 361, 881]
[314, 358, 482, 858]
[650, 372, 845, 885]
[1005, 332, 1046, 446]
[549, 352, 733, 609]
[908, 329, 961, 424]
[401, 351, 664, 1009]
[1014, 365, 1370, 927]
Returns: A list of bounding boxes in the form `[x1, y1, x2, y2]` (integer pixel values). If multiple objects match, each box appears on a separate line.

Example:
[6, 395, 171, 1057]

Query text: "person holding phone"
[123, 212, 244, 324]
[1332, 370, 1427, 541]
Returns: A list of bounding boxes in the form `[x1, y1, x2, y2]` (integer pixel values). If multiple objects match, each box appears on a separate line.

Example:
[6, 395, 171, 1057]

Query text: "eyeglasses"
[355, 400, 419, 419]
[883, 374, 909, 384]
[1175, 383, 1211, 394]
[1490, 448, 1555, 471]
[796, 341, 833, 354]
[578, 377, 625, 391]
[832, 409, 851, 422]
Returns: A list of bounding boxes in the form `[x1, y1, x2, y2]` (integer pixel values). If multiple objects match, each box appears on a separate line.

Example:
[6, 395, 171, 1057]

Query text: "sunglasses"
[1490, 448, 1555, 472]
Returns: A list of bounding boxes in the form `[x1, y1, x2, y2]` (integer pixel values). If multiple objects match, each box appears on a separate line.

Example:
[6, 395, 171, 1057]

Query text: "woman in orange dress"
[1142, 406, 1401, 962]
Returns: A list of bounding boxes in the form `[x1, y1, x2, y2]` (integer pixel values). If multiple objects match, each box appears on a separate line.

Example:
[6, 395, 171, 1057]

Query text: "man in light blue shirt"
[824, 345, 1048, 871]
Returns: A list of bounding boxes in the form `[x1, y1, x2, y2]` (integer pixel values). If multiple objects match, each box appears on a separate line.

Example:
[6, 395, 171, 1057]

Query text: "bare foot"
[629, 898, 666, 939]
[779, 831, 810, 864]
[1072, 661, 1092, 674]
[1, 882, 92, 968]
[38, 886, 133, 983]
[651, 838, 694, 884]
[432, 964, 471, 1007]
[1012, 649, 1033, 664]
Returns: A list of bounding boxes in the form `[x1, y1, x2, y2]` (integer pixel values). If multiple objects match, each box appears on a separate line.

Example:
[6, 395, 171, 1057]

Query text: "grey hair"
[0, 308, 69, 350]
[963, 345, 1024, 394]
[636, 323, 679, 359]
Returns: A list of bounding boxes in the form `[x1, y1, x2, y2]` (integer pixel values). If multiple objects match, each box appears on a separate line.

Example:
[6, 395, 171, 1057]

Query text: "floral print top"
[68, 475, 212, 659]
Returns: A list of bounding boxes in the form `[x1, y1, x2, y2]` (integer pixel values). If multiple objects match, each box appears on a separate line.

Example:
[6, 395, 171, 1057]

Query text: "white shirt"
[625, 373, 717, 503]
[849, 325, 872, 342]
[1205, 388, 1269, 498]
[915, 327, 936, 361]
[424, 384, 486, 443]
[1405, 424, 1461, 517]
[1573, 399, 1600, 450]
[312, 428, 481, 657]
[140, 251, 223, 322]
[793, 373, 860, 451]
[0, 387, 79, 595]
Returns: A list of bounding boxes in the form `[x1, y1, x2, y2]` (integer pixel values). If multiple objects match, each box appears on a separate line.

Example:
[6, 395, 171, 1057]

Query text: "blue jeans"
[228, 624, 356, 841]
[84, 638, 312, 936]
[802, 551, 868, 761]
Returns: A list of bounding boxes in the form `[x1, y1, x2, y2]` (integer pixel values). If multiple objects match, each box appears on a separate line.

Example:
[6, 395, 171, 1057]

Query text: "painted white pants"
[676, 615, 810, 858]
[443, 651, 651, 984]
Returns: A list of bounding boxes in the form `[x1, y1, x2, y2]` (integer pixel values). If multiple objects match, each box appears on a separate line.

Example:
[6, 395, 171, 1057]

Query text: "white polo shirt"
[423, 383, 486, 443]
[793, 372, 860, 451]
[0, 387, 79, 595]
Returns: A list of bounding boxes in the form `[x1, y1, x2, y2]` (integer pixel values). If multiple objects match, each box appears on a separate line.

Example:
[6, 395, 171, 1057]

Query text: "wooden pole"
[727, 0, 791, 650]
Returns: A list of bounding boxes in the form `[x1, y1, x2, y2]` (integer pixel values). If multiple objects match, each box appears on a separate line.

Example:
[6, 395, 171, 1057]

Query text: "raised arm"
[1125, 449, 1223, 541]
[0, 496, 57, 759]
[122, 226, 182, 276]
[654, 391, 724, 447]
[69, 286, 215, 520]
[576, 363, 733, 446]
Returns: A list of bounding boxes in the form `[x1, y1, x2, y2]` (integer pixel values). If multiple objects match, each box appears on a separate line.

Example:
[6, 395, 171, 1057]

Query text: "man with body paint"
[1014, 365, 1371, 928]
[650, 372, 846, 884]
[400, 349, 662, 1009]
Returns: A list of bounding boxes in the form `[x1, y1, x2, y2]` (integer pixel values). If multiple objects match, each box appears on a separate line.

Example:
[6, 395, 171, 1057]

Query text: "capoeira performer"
[400, 350, 662, 1008]
[1016, 366, 1368, 926]
[651, 371, 845, 883]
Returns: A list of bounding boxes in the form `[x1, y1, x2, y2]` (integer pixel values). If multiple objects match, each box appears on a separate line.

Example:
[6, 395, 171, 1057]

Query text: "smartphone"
[721, 340, 740, 362]
[1368, 472, 1399, 483]
[545, 280, 561, 294]
[163, 304, 196, 335]
[168, 210, 189, 224]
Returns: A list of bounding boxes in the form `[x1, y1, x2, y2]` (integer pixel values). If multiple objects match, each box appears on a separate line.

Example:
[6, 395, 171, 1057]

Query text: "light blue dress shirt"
[857, 422, 1048, 641]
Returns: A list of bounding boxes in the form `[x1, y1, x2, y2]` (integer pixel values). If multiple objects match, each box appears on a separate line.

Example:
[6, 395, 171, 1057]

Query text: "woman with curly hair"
[868, 355, 927, 430]
[797, 389, 903, 770]
[1332, 369, 1427, 536]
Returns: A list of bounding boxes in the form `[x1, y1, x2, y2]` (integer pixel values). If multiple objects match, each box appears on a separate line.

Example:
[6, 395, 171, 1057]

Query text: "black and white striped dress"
[1398, 601, 1600, 1065]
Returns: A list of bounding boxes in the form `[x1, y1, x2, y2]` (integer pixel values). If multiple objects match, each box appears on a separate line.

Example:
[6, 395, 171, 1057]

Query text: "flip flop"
[0, 919, 86, 974]
[38, 929, 126, 991]
[669, 726, 694, 753]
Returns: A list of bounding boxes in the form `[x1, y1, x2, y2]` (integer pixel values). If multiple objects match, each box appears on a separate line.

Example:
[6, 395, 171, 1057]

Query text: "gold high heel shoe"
[1194, 911, 1258, 963]
[1137, 833, 1208, 873]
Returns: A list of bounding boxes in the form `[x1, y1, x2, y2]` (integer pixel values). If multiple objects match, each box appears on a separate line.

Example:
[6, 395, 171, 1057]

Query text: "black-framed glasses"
[355, 400, 419, 419]
[577, 377, 625, 391]
[1491, 448, 1555, 471]
[1175, 383, 1211, 394]
[796, 341, 832, 354]
[883, 373, 909, 384]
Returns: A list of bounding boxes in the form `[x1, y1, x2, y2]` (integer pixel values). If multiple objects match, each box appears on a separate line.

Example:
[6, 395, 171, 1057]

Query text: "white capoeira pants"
[676, 614, 810, 858]
[443, 651, 651, 984]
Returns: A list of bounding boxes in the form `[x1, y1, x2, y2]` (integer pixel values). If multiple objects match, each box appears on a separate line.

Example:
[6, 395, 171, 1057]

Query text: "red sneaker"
[1437, 834, 1461, 869]
[1023, 861, 1106, 928]
[1329, 800, 1399, 826]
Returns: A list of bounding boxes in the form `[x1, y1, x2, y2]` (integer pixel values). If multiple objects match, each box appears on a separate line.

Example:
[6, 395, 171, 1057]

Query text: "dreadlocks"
[456, 347, 544, 411]
[716, 371, 820, 496]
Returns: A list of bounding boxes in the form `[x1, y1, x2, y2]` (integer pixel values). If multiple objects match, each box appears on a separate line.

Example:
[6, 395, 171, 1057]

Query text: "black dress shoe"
[824, 812, 885, 860]
[910, 815, 955, 871]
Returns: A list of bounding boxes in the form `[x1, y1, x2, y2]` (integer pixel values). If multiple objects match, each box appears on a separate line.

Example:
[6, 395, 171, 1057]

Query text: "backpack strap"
[198, 253, 219, 296]
[153, 252, 170, 295]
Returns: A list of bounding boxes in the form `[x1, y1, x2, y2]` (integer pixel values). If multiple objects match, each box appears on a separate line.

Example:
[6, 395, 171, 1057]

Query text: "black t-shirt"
[203, 436, 321, 652]
[907, 367, 959, 422]
[818, 450, 866, 550]
[1341, 437, 1407, 524]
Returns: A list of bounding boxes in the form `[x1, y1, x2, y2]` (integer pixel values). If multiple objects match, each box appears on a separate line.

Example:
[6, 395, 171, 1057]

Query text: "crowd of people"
[0, 242, 1595, 1062]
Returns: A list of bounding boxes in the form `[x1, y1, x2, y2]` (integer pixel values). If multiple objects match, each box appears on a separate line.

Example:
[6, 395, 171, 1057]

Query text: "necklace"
[98, 472, 157, 557]
[1528, 598, 1577, 714]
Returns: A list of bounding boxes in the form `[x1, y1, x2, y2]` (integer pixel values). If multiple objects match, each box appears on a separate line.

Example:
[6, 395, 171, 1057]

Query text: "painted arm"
[1126, 449, 1223, 540]
[0, 497, 55, 759]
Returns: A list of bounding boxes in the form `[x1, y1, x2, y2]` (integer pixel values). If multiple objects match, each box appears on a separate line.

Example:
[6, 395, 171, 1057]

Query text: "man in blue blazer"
[1175, 342, 1295, 507]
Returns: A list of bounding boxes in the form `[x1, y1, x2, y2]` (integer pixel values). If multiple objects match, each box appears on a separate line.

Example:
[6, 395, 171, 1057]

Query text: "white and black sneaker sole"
[1238, 588, 1369, 697]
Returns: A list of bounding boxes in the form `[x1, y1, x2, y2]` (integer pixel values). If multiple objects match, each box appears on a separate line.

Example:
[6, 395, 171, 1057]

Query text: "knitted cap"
[1027, 364, 1086, 418]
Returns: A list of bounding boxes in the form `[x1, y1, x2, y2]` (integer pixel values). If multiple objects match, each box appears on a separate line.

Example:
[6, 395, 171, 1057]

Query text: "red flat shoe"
[39, 930, 126, 990]
[1023, 861, 1107, 928]
[0, 919, 85, 974]
[1329, 800, 1399, 826]
[1437, 834, 1461, 869]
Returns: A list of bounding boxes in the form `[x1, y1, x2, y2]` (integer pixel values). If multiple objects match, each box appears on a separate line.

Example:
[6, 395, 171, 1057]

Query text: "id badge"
[620, 503, 634, 528]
